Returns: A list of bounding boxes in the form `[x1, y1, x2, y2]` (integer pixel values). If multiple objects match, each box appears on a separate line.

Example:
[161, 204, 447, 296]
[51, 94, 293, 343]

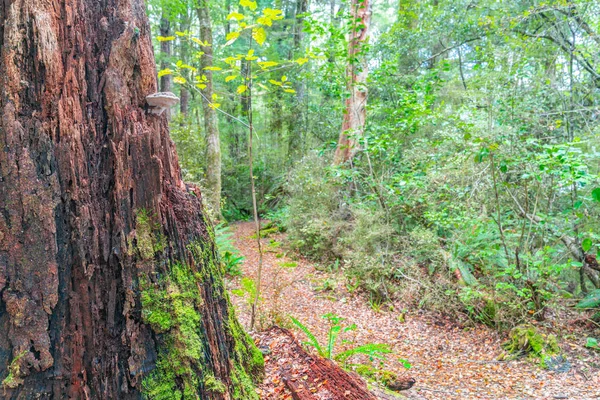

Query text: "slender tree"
[197, 0, 223, 218]
[0, 0, 261, 398]
[160, 13, 173, 92]
[334, 0, 372, 164]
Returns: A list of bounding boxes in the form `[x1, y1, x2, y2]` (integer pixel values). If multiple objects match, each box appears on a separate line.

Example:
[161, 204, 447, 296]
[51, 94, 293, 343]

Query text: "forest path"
[228, 222, 599, 400]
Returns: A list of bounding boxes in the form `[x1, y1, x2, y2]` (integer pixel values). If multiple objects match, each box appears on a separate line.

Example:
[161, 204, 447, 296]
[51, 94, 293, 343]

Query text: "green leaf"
[582, 238, 593, 253]
[576, 289, 600, 309]
[225, 75, 238, 82]
[291, 317, 324, 357]
[173, 76, 186, 84]
[593, 188, 600, 203]
[157, 35, 176, 42]
[334, 343, 391, 363]
[585, 337, 599, 350]
[236, 85, 247, 94]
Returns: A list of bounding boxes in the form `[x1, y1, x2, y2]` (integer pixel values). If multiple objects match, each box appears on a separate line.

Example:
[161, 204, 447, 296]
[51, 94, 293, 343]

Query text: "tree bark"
[0, 0, 262, 398]
[333, 0, 371, 165]
[197, 0, 222, 219]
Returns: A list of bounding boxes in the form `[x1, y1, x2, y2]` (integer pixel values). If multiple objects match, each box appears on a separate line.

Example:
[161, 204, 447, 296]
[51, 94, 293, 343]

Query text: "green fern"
[290, 316, 325, 357]
[335, 343, 391, 363]
[291, 314, 391, 364]
[214, 223, 244, 276]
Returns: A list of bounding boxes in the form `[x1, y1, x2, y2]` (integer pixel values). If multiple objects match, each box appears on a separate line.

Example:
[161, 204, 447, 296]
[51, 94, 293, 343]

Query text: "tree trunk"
[333, 0, 371, 165]
[0, 1, 262, 399]
[197, 0, 222, 219]
[179, 13, 191, 118]
[288, 0, 308, 161]
[159, 14, 173, 92]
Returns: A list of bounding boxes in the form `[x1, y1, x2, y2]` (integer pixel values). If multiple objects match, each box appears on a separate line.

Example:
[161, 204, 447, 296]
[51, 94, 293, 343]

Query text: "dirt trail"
[228, 222, 600, 400]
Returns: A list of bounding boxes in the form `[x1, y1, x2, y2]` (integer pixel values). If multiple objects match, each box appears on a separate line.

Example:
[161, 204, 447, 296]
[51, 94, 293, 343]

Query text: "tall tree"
[334, 0, 372, 164]
[160, 13, 173, 92]
[197, 0, 223, 218]
[0, 0, 261, 398]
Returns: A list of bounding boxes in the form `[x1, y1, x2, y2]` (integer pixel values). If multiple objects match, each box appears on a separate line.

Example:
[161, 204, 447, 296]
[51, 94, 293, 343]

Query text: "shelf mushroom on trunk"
[146, 91, 180, 115]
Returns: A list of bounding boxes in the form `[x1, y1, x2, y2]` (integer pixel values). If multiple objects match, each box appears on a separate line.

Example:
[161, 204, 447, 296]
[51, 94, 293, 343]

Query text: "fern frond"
[291, 317, 324, 357]
[334, 343, 391, 363]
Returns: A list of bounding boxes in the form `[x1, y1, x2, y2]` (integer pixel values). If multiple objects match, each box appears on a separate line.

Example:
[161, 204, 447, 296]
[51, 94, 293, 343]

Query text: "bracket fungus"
[145, 92, 180, 115]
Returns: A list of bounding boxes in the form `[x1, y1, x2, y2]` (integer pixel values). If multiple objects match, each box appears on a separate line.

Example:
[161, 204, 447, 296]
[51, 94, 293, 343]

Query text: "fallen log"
[257, 326, 390, 399]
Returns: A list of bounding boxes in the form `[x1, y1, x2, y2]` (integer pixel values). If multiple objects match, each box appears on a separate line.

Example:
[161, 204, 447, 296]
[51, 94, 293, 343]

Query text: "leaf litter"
[228, 222, 600, 399]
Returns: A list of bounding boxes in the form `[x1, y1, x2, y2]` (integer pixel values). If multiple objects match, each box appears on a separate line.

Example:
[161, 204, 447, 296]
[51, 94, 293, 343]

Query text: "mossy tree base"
[0, 0, 261, 398]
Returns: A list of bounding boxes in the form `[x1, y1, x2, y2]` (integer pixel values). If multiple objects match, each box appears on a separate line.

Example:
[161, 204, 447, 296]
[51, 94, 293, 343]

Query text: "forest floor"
[228, 222, 600, 400]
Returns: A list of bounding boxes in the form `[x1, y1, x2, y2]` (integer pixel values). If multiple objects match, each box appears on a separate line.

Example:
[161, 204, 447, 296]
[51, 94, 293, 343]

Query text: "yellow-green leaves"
[295, 57, 309, 65]
[252, 27, 267, 46]
[258, 61, 278, 69]
[257, 8, 283, 26]
[245, 49, 258, 61]
[268, 76, 295, 93]
[191, 37, 210, 47]
[209, 93, 221, 109]
[157, 36, 175, 42]
[225, 31, 240, 46]
[227, 12, 245, 21]
[263, 8, 284, 20]
[240, 0, 257, 11]
[204, 66, 222, 71]
[225, 75, 238, 82]
[174, 76, 187, 84]
[237, 85, 248, 94]
[158, 68, 173, 78]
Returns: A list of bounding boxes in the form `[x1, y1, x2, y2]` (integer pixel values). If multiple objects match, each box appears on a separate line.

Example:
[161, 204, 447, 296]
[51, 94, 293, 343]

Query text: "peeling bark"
[0, 0, 260, 398]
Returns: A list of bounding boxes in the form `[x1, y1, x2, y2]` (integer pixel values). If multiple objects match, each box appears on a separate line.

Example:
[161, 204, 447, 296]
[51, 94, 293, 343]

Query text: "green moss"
[501, 325, 559, 363]
[135, 209, 167, 260]
[2, 350, 26, 389]
[204, 375, 226, 394]
[140, 242, 263, 399]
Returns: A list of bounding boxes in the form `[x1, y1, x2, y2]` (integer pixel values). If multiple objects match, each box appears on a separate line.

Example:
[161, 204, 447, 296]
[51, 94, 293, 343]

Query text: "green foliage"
[501, 325, 560, 363]
[231, 277, 259, 307]
[576, 289, 600, 309]
[1, 351, 26, 389]
[214, 223, 244, 276]
[152, 0, 600, 337]
[291, 313, 391, 362]
[140, 255, 262, 399]
[585, 337, 599, 351]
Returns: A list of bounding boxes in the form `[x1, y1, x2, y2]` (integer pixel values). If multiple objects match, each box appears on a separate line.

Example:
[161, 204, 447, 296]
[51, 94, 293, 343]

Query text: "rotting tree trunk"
[0, 1, 262, 398]
[197, 0, 222, 219]
[333, 0, 371, 165]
